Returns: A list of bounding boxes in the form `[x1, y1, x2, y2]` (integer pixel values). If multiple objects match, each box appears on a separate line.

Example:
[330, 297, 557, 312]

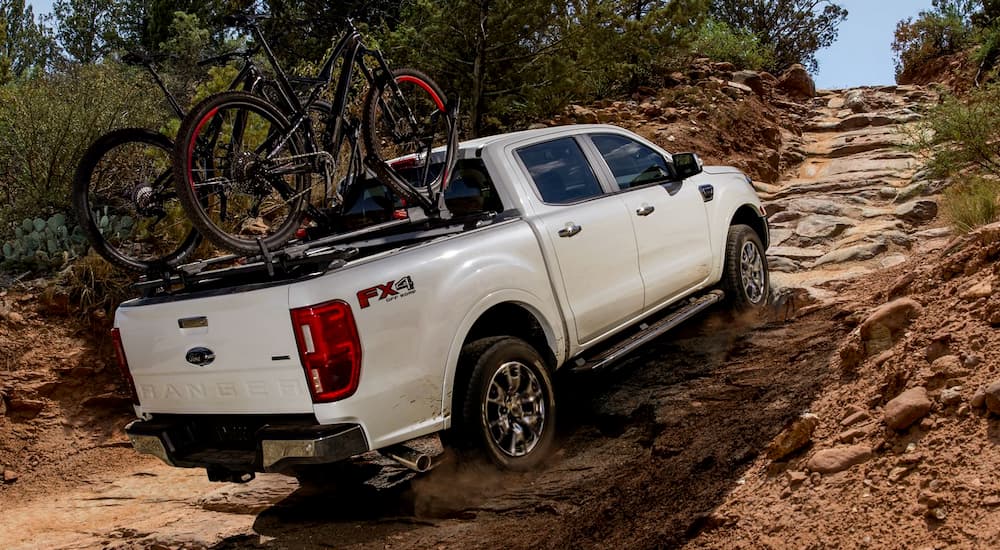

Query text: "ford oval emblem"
[185, 347, 215, 367]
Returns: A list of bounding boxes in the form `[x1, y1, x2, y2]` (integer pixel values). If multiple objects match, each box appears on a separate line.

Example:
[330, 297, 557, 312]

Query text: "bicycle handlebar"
[196, 49, 256, 67]
[222, 13, 270, 28]
[122, 51, 167, 67]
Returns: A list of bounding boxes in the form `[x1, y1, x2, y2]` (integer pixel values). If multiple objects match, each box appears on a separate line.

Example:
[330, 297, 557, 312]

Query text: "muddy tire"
[721, 224, 770, 312]
[452, 337, 556, 471]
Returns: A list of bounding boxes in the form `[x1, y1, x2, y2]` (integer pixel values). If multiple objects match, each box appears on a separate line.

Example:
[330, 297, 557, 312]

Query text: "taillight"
[390, 155, 423, 170]
[111, 328, 140, 405]
[392, 209, 409, 220]
[290, 300, 362, 403]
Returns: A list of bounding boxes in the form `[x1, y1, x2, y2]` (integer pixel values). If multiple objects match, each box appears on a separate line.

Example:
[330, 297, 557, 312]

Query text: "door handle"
[558, 223, 582, 238]
[636, 204, 655, 216]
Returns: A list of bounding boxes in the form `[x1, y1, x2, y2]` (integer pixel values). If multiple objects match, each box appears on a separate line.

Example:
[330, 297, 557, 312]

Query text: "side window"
[444, 159, 504, 215]
[591, 134, 674, 190]
[516, 137, 604, 204]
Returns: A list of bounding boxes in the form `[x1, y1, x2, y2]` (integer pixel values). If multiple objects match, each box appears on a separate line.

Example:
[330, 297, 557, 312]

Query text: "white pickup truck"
[114, 124, 769, 481]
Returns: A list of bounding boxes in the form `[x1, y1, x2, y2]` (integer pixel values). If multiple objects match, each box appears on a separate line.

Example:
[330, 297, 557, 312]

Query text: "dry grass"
[942, 175, 1000, 234]
[45, 253, 136, 318]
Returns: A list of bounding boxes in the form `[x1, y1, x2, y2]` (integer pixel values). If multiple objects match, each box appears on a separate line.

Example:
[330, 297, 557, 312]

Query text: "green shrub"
[971, 23, 1000, 78]
[689, 19, 776, 71]
[0, 64, 166, 230]
[892, 4, 974, 78]
[908, 84, 1000, 178]
[942, 176, 1000, 233]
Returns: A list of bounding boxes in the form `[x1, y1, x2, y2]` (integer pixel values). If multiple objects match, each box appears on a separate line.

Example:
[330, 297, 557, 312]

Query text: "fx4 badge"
[357, 276, 416, 309]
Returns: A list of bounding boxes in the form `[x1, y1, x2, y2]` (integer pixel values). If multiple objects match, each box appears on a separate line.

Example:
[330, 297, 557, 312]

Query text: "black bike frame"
[132, 46, 267, 120]
[242, 19, 450, 214]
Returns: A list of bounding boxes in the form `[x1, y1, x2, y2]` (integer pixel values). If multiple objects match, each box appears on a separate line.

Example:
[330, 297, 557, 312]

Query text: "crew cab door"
[515, 136, 644, 343]
[587, 133, 713, 309]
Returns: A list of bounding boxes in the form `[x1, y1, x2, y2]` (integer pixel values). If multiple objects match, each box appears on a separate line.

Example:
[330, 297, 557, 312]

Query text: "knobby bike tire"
[72, 128, 201, 272]
[172, 91, 309, 254]
[361, 68, 450, 197]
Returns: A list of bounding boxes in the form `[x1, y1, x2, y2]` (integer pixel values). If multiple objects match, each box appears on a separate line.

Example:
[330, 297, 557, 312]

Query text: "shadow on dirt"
[211, 308, 842, 549]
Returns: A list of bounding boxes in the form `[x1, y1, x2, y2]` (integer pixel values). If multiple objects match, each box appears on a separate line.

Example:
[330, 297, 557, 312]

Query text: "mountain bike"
[71, 48, 332, 272]
[171, 14, 459, 255]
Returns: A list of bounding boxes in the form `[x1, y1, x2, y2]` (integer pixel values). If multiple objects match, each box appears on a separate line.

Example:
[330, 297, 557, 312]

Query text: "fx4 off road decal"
[357, 276, 416, 309]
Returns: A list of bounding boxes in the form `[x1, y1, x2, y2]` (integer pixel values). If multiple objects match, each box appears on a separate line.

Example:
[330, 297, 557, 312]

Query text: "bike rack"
[133, 210, 505, 299]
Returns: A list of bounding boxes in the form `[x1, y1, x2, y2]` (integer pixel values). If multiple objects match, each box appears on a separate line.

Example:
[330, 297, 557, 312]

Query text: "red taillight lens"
[392, 209, 409, 220]
[290, 300, 362, 403]
[111, 328, 140, 405]
[390, 156, 422, 170]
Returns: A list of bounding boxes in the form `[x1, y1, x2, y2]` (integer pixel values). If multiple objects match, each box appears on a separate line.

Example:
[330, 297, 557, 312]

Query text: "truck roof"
[458, 124, 632, 154]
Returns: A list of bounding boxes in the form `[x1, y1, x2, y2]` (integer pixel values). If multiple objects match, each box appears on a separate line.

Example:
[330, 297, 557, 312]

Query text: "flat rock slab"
[784, 197, 863, 218]
[805, 112, 922, 132]
[795, 215, 856, 239]
[768, 246, 826, 260]
[768, 256, 800, 272]
[813, 241, 888, 266]
[807, 127, 906, 158]
[798, 156, 914, 180]
[769, 228, 794, 246]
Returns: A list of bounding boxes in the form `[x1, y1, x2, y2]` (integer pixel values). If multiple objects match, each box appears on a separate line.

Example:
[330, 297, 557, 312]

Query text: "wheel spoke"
[483, 361, 546, 458]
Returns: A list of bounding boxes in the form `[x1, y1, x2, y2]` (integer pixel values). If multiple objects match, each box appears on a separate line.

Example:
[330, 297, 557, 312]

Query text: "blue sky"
[28, 0, 936, 89]
[814, 0, 937, 89]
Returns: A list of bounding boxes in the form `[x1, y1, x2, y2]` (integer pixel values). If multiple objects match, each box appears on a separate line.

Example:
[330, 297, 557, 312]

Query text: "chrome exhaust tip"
[379, 434, 443, 473]
[381, 444, 432, 472]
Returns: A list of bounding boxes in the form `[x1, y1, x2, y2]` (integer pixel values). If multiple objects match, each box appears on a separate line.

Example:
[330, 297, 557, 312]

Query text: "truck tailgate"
[115, 285, 314, 414]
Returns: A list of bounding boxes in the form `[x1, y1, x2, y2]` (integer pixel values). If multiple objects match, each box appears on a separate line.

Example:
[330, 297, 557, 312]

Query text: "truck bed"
[134, 212, 506, 301]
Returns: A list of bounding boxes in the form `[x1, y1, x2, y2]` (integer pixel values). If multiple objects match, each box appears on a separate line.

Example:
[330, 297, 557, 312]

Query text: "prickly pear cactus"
[2, 212, 90, 270]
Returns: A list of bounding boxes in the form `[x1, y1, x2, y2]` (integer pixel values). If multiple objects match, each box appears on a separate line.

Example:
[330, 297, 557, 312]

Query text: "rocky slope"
[691, 88, 1000, 548]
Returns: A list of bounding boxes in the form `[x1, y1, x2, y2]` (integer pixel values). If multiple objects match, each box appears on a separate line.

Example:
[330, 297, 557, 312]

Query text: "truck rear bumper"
[125, 414, 369, 476]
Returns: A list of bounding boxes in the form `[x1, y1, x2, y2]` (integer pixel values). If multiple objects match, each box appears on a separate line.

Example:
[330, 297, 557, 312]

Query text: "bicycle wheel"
[362, 68, 450, 193]
[173, 91, 311, 254]
[72, 128, 200, 272]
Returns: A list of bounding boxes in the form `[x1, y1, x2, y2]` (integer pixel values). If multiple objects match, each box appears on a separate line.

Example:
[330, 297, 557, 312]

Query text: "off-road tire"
[451, 336, 557, 471]
[721, 223, 770, 312]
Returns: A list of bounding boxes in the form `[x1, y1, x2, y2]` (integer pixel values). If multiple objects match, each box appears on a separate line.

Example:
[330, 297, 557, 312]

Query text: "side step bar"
[570, 290, 725, 373]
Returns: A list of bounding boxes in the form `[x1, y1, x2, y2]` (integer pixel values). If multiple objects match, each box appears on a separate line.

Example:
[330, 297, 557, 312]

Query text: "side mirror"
[673, 152, 703, 179]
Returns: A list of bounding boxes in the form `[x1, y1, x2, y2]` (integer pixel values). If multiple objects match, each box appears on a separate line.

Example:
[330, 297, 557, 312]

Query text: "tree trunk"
[470, 0, 490, 137]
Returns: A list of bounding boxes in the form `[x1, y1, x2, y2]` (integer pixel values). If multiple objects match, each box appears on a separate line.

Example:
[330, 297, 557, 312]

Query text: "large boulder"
[732, 70, 766, 95]
[778, 64, 816, 98]
[895, 199, 939, 225]
[844, 89, 869, 113]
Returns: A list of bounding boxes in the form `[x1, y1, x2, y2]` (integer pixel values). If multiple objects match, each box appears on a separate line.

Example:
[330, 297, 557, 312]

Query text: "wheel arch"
[730, 204, 769, 249]
[442, 294, 562, 424]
